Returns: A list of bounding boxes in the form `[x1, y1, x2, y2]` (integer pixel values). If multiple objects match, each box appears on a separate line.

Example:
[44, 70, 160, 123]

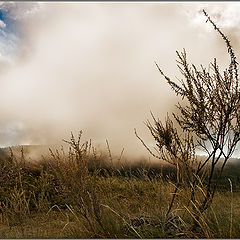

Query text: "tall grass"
[0, 132, 239, 238]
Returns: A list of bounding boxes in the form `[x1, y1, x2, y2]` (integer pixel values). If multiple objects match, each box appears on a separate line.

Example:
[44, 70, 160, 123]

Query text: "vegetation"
[0, 133, 240, 238]
[136, 9, 240, 227]
[0, 10, 240, 239]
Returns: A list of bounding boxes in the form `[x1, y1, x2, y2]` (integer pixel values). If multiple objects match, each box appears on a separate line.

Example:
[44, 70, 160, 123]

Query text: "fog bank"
[0, 2, 239, 159]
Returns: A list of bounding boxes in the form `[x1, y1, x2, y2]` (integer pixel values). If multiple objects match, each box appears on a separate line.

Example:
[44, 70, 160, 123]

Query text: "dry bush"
[136, 9, 240, 231]
[48, 131, 109, 237]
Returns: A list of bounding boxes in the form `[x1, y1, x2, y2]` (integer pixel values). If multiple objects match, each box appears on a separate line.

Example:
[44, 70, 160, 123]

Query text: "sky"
[0, 2, 239, 159]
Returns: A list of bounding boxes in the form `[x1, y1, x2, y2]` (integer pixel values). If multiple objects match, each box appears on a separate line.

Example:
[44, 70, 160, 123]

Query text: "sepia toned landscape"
[0, 2, 240, 238]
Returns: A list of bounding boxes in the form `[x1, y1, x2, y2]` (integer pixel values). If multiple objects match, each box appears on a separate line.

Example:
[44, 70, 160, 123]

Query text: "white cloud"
[0, 2, 40, 20]
[0, 2, 40, 63]
[0, 19, 6, 28]
[183, 2, 240, 30]
[0, 3, 239, 158]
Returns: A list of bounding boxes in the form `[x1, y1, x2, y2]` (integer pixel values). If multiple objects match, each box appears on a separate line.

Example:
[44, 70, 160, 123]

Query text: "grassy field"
[0, 141, 240, 239]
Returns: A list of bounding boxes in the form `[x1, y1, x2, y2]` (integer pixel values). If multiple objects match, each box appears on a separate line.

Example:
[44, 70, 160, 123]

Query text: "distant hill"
[0, 144, 58, 162]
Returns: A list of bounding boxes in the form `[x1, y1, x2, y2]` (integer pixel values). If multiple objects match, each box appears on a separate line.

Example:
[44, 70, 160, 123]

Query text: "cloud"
[0, 2, 40, 62]
[0, 3, 239, 158]
[0, 2, 40, 20]
[0, 20, 6, 28]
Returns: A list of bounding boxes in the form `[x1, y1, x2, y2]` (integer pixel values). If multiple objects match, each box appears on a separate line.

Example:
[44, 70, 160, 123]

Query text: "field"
[0, 3, 239, 239]
[0, 140, 240, 239]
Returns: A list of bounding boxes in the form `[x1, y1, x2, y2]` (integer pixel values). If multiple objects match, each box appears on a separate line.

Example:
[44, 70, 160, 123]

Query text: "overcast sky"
[0, 2, 239, 159]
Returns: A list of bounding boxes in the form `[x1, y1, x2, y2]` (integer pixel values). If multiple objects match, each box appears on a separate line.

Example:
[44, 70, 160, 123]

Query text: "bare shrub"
[136, 9, 240, 226]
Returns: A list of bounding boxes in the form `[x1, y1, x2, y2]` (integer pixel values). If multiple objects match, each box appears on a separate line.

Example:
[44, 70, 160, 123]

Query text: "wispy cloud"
[0, 2, 40, 62]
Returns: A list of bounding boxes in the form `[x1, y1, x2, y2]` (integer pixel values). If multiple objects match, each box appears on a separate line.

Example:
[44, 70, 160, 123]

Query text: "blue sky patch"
[0, 8, 21, 61]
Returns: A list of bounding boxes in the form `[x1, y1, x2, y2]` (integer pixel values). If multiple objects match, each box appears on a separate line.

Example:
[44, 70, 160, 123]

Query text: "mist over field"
[1, 4, 240, 238]
[0, 2, 240, 158]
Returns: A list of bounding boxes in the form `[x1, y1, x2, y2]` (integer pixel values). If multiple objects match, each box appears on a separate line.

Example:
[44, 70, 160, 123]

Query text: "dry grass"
[0, 133, 240, 238]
